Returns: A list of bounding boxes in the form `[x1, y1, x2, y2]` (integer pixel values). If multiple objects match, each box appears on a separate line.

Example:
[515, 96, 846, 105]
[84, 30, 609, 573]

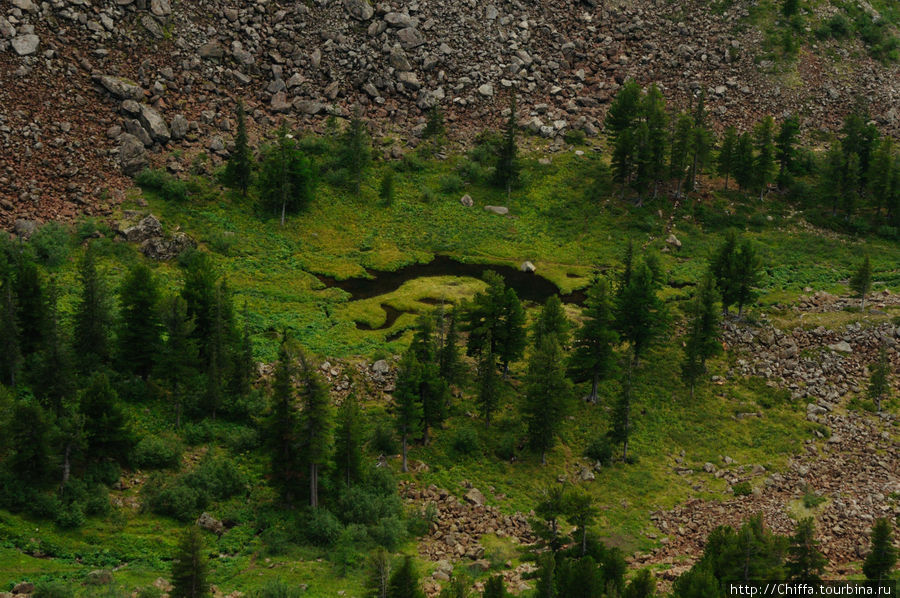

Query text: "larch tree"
[531, 294, 570, 349]
[339, 109, 372, 196]
[388, 556, 425, 598]
[609, 374, 634, 462]
[476, 342, 500, 427]
[733, 132, 755, 192]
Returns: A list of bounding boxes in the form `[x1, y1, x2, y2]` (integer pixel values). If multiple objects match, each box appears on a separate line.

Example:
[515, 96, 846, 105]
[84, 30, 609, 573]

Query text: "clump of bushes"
[135, 168, 189, 201]
[131, 434, 184, 470]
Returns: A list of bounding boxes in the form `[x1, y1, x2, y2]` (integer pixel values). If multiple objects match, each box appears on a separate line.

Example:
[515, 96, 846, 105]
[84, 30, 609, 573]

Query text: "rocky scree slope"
[0, 0, 898, 229]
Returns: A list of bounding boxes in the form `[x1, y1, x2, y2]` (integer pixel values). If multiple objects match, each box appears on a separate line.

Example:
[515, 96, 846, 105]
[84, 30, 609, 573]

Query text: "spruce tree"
[258, 124, 317, 225]
[604, 79, 642, 143]
[532, 294, 570, 349]
[524, 337, 573, 465]
[681, 273, 722, 397]
[437, 308, 461, 384]
[863, 519, 897, 587]
[79, 373, 130, 463]
[565, 487, 598, 556]
[482, 575, 507, 598]
[170, 526, 209, 598]
[786, 517, 827, 583]
[118, 262, 162, 378]
[775, 116, 800, 189]
[869, 137, 895, 216]
[267, 339, 303, 504]
[476, 344, 500, 427]
[624, 569, 657, 598]
[5, 399, 52, 480]
[669, 113, 693, 197]
[158, 295, 200, 427]
[422, 105, 446, 151]
[339, 110, 372, 196]
[460, 272, 525, 375]
[534, 552, 556, 598]
[687, 93, 712, 193]
[733, 240, 761, 317]
[850, 254, 872, 311]
[534, 484, 568, 552]
[733, 132, 755, 191]
[612, 125, 638, 196]
[615, 260, 667, 367]
[642, 84, 669, 198]
[711, 230, 740, 314]
[868, 343, 890, 412]
[843, 152, 861, 217]
[753, 116, 776, 200]
[718, 126, 737, 191]
[494, 95, 520, 197]
[32, 283, 74, 416]
[0, 272, 19, 387]
[387, 556, 425, 598]
[15, 257, 45, 357]
[334, 393, 364, 488]
[297, 350, 332, 508]
[223, 100, 253, 195]
[569, 275, 618, 403]
[395, 351, 423, 473]
[822, 144, 845, 217]
[73, 245, 112, 372]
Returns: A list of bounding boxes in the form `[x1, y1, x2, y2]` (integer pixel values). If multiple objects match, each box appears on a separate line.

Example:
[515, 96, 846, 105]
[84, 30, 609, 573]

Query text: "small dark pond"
[315, 255, 588, 331]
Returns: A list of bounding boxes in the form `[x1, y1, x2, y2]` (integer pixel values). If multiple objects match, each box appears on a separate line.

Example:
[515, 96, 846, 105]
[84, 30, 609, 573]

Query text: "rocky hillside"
[0, 0, 898, 228]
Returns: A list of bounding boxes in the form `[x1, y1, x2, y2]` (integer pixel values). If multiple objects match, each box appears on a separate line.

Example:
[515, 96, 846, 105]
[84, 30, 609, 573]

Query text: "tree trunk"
[541, 450, 547, 466]
[401, 433, 408, 473]
[723, 172, 729, 191]
[581, 527, 588, 556]
[589, 371, 599, 404]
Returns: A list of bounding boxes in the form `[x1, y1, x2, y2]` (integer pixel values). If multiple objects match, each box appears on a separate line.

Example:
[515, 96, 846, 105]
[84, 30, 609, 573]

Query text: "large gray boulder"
[99, 75, 144, 101]
[169, 114, 189, 140]
[396, 27, 424, 48]
[118, 133, 148, 176]
[343, 0, 373, 20]
[484, 205, 508, 215]
[11, 34, 39, 56]
[138, 104, 170, 143]
[123, 214, 163, 243]
[198, 41, 224, 59]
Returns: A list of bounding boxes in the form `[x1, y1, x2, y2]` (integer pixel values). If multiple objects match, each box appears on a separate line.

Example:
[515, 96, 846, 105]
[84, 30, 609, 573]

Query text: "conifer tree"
[687, 92, 711, 193]
[534, 484, 568, 552]
[334, 393, 364, 488]
[476, 344, 500, 427]
[297, 350, 332, 508]
[569, 275, 618, 403]
[394, 351, 423, 473]
[73, 245, 112, 372]
[170, 526, 209, 598]
[387, 556, 425, 598]
[339, 110, 372, 196]
[524, 337, 573, 465]
[642, 84, 669, 198]
[532, 294, 570, 348]
[79, 372, 130, 463]
[612, 125, 638, 195]
[850, 254, 872, 310]
[15, 257, 45, 357]
[843, 152, 861, 217]
[754, 116, 776, 200]
[869, 137, 895, 216]
[604, 79, 642, 143]
[437, 308, 461, 385]
[624, 569, 657, 598]
[230, 302, 255, 397]
[366, 547, 392, 598]
[671, 561, 718, 598]
[681, 273, 722, 397]
[615, 260, 667, 367]
[422, 105, 446, 152]
[33, 283, 74, 416]
[822, 144, 845, 217]
[267, 339, 303, 504]
[534, 552, 556, 598]
[118, 262, 161, 378]
[786, 518, 827, 583]
[565, 487, 599, 556]
[0, 272, 19, 387]
[258, 124, 317, 225]
[711, 230, 740, 314]
[733, 240, 761, 317]
[494, 95, 520, 197]
[158, 295, 200, 427]
[669, 113, 693, 197]
[482, 575, 507, 598]
[733, 132, 755, 191]
[775, 116, 800, 189]
[223, 100, 252, 195]
[609, 375, 633, 461]
[718, 126, 738, 191]
[863, 519, 897, 588]
[460, 272, 526, 375]
[868, 343, 890, 412]
[5, 399, 51, 480]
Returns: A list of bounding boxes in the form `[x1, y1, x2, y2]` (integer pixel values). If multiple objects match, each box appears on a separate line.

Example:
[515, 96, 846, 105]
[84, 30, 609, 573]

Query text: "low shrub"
[131, 434, 183, 470]
[732, 481, 752, 496]
[30, 221, 71, 268]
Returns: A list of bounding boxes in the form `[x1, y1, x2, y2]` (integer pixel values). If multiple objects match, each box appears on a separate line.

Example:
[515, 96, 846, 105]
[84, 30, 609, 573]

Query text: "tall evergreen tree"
[437, 308, 462, 384]
[718, 126, 738, 191]
[534, 552, 556, 598]
[334, 393, 364, 488]
[387, 556, 425, 598]
[624, 569, 657, 598]
[687, 93, 712, 193]
[534, 484, 568, 552]
[868, 137, 896, 217]
[79, 372, 130, 463]
[297, 350, 332, 508]
[158, 295, 200, 427]
[482, 575, 507, 598]
[733, 132, 755, 191]
[460, 271, 526, 375]
[379, 169, 395, 206]
[615, 260, 667, 366]
[609, 374, 633, 461]
[565, 488, 599, 556]
[524, 337, 573, 465]
[753, 116, 776, 200]
[476, 344, 500, 427]
[339, 110, 372, 196]
[394, 351, 423, 473]
[843, 152, 861, 217]
[868, 343, 890, 412]
[170, 526, 209, 598]
[681, 273, 722, 397]
[775, 116, 800, 189]
[569, 275, 618, 403]
[786, 518, 827, 583]
[604, 79, 642, 143]
[532, 294, 570, 348]
[822, 144, 846, 217]
[0, 271, 19, 387]
[733, 240, 761, 317]
[5, 399, 52, 480]
[118, 263, 162, 378]
[863, 519, 897, 587]
[33, 283, 74, 416]
[258, 124, 317, 225]
[222, 100, 252, 195]
[711, 230, 740, 314]
[494, 95, 520, 197]
[15, 257, 45, 357]
[669, 113, 693, 197]
[267, 339, 303, 504]
[73, 245, 112, 372]
[850, 254, 872, 310]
